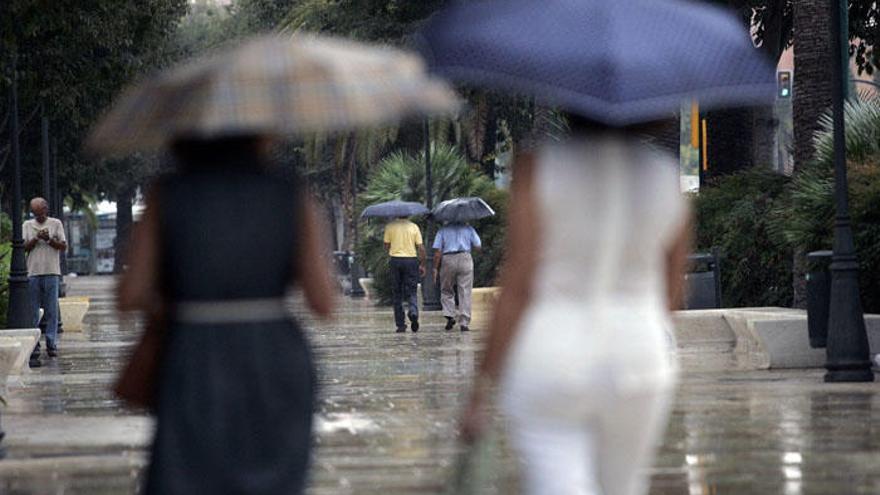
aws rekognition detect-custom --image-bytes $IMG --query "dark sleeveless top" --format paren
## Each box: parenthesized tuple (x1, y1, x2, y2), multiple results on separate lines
(158, 167, 300, 301)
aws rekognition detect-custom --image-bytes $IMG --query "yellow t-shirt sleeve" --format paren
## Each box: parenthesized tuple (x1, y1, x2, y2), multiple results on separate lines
(413, 225, 423, 246)
(383, 225, 391, 243)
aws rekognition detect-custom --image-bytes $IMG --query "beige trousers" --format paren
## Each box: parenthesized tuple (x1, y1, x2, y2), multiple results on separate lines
(440, 252, 474, 325)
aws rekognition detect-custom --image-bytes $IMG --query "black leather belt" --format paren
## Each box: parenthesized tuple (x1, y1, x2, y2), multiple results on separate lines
(443, 250, 468, 255)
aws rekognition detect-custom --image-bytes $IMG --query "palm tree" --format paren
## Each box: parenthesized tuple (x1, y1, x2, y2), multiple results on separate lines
(792, 0, 834, 174)
(790, 0, 833, 307)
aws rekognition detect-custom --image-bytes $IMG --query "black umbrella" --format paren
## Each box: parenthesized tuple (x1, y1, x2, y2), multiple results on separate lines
(432, 197, 495, 223)
(361, 200, 430, 219)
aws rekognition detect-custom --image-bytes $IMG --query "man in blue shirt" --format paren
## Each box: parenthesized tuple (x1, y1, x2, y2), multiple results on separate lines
(432, 222, 481, 331)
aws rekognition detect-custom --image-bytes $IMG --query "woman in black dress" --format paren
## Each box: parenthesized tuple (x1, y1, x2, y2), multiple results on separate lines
(117, 136, 335, 494)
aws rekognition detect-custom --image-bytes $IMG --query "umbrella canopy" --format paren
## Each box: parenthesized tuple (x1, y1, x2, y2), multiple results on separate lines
(432, 197, 495, 223)
(361, 200, 430, 219)
(417, 0, 776, 126)
(88, 35, 459, 157)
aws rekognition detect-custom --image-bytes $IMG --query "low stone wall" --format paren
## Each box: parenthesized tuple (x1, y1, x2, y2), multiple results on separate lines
(672, 307, 880, 369)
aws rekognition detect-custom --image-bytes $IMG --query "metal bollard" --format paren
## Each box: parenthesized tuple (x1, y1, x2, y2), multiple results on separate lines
(806, 250, 833, 349)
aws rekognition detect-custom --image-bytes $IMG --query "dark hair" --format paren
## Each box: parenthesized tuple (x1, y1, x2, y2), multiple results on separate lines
(170, 135, 266, 171)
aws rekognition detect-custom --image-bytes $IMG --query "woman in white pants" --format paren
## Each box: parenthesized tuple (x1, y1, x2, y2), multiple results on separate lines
(462, 116, 690, 495)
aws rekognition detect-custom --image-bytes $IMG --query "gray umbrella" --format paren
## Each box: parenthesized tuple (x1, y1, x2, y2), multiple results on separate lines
(361, 200, 430, 219)
(432, 197, 496, 223)
(417, 0, 776, 126)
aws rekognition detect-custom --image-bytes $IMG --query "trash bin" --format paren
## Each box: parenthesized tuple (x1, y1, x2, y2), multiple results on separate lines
(684, 250, 722, 309)
(806, 250, 833, 349)
(332, 250, 351, 276)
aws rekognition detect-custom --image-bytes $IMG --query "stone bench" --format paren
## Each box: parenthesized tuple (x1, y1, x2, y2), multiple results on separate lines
(0, 329, 41, 376)
(60, 297, 90, 332)
(0, 340, 23, 387)
(37, 297, 92, 332)
(468, 287, 500, 327)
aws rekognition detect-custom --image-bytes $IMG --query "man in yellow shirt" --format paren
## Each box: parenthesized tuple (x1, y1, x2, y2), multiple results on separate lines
(384, 216, 426, 332)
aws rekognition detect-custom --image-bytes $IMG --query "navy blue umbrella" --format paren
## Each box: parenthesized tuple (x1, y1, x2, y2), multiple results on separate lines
(417, 0, 776, 126)
(433, 197, 495, 223)
(361, 200, 430, 219)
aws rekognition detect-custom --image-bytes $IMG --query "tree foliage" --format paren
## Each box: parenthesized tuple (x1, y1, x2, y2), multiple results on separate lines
(0, 0, 187, 210)
(709, 0, 880, 73)
(694, 168, 793, 308)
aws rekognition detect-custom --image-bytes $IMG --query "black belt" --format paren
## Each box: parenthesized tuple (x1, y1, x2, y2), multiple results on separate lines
(443, 250, 469, 255)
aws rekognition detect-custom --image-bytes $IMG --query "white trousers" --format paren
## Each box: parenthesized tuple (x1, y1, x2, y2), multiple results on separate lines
(503, 382, 673, 495)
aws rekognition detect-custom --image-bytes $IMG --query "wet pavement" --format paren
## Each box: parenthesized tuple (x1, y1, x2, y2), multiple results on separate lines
(1, 276, 880, 494)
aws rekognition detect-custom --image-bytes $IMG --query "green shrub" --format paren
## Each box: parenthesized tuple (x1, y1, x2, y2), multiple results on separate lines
(774, 97, 880, 312)
(357, 144, 508, 304)
(694, 167, 793, 307)
(0, 211, 10, 327)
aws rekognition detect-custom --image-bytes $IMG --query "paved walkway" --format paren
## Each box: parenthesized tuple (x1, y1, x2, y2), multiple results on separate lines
(2, 276, 880, 494)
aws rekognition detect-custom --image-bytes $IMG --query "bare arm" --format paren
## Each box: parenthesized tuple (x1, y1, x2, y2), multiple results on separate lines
(296, 197, 336, 319)
(47, 237, 67, 252)
(24, 237, 39, 252)
(665, 213, 693, 312)
(461, 153, 538, 441)
(477, 153, 538, 381)
(117, 186, 161, 313)
(433, 249, 442, 272)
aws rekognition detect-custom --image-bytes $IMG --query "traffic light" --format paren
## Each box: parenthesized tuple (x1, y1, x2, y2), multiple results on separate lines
(778, 71, 792, 98)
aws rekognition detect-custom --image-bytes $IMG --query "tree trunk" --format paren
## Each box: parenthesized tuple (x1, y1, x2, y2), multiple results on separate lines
(480, 104, 498, 179)
(645, 115, 680, 158)
(702, 0, 787, 179)
(791, 0, 834, 308)
(394, 121, 425, 155)
(793, 0, 834, 174)
(112, 184, 135, 274)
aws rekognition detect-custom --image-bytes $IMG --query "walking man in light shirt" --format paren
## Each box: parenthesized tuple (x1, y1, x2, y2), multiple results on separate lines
(384, 216, 426, 333)
(432, 222, 481, 332)
(23, 197, 67, 358)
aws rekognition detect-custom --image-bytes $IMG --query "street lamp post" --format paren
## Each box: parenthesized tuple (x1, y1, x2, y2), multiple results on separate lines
(41, 115, 50, 200)
(349, 147, 365, 298)
(422, 120, 441, 311)
(52, 137, 68, 284)
(6, 64, 33, 330)
(823, 0, 874, 383)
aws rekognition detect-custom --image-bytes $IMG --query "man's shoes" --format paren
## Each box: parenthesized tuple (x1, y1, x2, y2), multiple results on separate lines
(445, 317, 455, 331)
(409, 314, 419, 332)
(460, 325, 470, 332)
(47, 346, 58, 358)
(396, 326, 407, 333)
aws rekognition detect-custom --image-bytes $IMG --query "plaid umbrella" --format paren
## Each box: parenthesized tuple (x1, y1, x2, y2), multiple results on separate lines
(417, 0, 775, 126)
(87, 35, 459, 157)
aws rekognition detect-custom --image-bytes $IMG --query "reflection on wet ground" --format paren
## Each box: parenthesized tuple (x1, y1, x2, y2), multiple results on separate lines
(1, 277, 880, 494)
